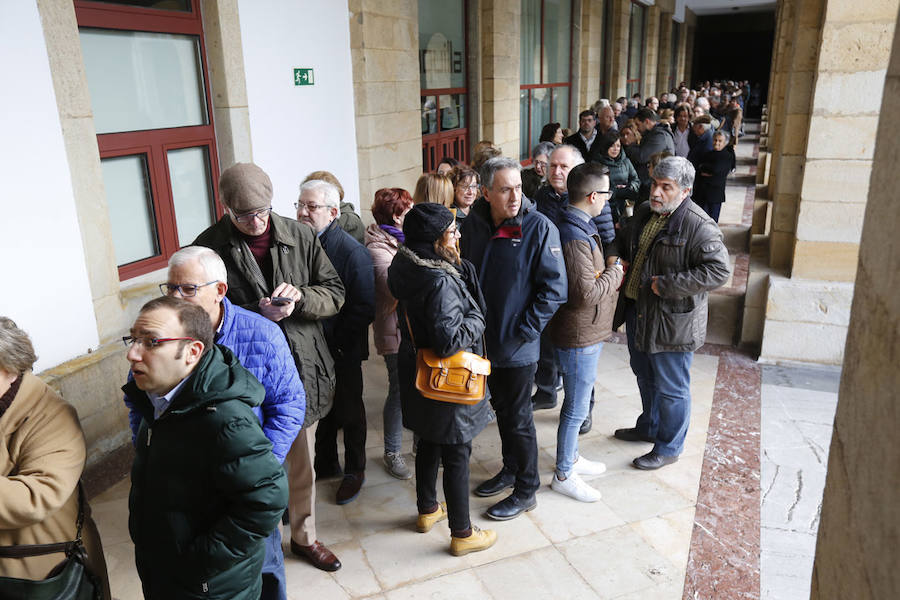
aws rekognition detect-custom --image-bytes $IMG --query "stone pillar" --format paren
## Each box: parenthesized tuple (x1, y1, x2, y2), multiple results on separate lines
(656, 12, 673, 94)
(642, 5, 661, 98)
(810, 9, 900, 596)
(577, 0, 604, 109)
(480, 0, 520, 158)
(675, 16, 687, 85)
(609, 0, 630, 98)
(683, 24, 695, 86)
(759, 0, 899, 365)
(766, 0, 824, 271)
(348, 0, 422, 218)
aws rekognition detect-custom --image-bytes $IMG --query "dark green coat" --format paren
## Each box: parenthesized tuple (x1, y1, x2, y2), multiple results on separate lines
(339, 201, 365, 245)
(125, 345, 288, 600)
(194, 213, 345, 426)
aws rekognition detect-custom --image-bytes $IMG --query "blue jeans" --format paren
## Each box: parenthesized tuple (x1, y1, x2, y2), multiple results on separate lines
(625, 304, 693, 456)
(260, 526, 286, 600)
(383, 353, 402, 453)
(555, 343, 603, 477)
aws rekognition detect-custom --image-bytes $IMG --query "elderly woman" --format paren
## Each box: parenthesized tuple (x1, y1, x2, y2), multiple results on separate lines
(365, 188, 414, 479)
(387, 203, 496, 556)
(449, 165, 480, 222)
(0, 317, 109, 597)
(539, 122, 564, 144)
(523, 141, 556, 198)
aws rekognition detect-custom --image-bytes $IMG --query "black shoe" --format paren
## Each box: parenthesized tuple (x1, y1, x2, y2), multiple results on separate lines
(614, 427, 655, 443)
(579, 411, 593, 435)
(486, 495, 537, 521)
(632, 451, 679, 470)
(474, 471, 515, 497)
(531, 392, 557, 411)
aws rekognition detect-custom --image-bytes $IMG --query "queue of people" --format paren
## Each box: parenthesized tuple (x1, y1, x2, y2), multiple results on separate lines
(1, 79, 737, 598)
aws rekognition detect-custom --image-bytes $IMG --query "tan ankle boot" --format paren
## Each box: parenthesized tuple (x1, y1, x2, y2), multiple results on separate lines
(450, 525, 497, 556)
(416, 503, 447, 533)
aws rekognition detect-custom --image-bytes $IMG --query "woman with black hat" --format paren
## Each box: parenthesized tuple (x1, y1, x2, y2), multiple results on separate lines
(386, 203, 497, 556)
(595, 130, 640, 226)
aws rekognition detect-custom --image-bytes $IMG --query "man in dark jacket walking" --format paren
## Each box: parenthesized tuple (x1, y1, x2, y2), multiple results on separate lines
(194, 162, 345, 572)
(460, 157, 567, 521)
(297, 180, 376, 506)
(630, 108, 676, 183)
(612, 157, 730, 470)
(124, 296, 288, 600)
(125, 247, 305, 600)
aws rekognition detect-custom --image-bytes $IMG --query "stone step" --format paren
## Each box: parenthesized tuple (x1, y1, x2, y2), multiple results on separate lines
(721, 223, 751, 254)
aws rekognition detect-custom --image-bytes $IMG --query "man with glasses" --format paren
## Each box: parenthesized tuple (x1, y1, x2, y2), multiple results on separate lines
(194, 162, 346, 572)
(296, 180, 375, 505)
(123, 246, 304, 600)
(459, 157, 567, 521)
(123, 296, 288, 600)
(545, 163, 624, 502)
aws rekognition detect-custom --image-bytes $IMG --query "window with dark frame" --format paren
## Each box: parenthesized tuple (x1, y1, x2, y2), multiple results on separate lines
(626, 1, 646, 99)
(519, 0, 573, 161)
(75, 0, 221, 281)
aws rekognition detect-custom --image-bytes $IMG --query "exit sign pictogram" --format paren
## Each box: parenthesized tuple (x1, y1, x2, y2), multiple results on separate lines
(294, 68, 314, 86)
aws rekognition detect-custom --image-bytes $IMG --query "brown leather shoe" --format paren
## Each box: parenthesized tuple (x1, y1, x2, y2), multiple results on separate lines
(290, 539, 342, 571)
(336, 472, 365, 505)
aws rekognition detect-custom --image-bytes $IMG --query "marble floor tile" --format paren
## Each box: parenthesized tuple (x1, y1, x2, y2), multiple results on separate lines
(628, 506, 696, 569)
(383, 569, 491, 600)
(342, 479, 420, 537)
(527, 482, 625, 544)
(463, 509, 553, 568)
(598, 472, 695, 523)
(357, 525, 466, 590)
(475, 545, 598, 600)
(328, 540, 383, 598)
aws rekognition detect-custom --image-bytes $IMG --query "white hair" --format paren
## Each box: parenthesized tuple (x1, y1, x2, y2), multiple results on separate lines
(298, 179, 340, 209)
(169, 246, 228, 282)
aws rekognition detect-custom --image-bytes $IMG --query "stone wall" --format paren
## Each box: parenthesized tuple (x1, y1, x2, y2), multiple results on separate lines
(480, 0, 521, 158)
(348, 0, 422, 218)
(811, 6, 900, 594)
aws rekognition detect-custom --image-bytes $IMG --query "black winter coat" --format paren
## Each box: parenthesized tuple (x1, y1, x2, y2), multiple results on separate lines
(693, 147, 736, 207)
(125, 345, 288, 600)
(319, 219, 375, 364)
(387, 246, 491, 444)
(534, 184, 615, 246)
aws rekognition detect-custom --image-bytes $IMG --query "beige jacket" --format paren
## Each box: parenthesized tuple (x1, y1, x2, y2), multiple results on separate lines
(365, 223, 402, 355)
(0, 372, 107, 594)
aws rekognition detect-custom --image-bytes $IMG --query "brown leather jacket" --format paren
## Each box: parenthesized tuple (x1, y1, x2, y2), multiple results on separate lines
(548, 209, 624, 348)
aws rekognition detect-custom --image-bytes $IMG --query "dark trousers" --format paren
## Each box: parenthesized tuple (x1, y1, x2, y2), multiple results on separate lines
(315, 360, 367, 473)
(260, 526, 286, 600)
(416, 439, 472, 533)
(488, 364, 540, 499)
(697, 200, 723, 223)
(533, 330, 560, 400)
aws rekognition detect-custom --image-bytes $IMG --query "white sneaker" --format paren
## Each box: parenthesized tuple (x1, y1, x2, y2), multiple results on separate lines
(551, 472, 601, 502)
(572, 455, 607, 477)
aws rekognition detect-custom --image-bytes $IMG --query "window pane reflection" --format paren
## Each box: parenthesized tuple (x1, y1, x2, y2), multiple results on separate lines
(422, 95, 438, 135)
(168, 147, 214, 246)
(102, 155, 159, 266)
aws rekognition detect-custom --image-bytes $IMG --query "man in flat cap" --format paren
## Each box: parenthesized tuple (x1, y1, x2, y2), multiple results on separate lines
(194, 162, 346, 572)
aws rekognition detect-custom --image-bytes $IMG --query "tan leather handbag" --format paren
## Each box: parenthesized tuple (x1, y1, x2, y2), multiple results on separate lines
(405, 313, 490, 405)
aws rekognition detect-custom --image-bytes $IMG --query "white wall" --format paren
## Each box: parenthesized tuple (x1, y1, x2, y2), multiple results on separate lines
(0, 2, 99, 372)
(238, 0, 361, 217)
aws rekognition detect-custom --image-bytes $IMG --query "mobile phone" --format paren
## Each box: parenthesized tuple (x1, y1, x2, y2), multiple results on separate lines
(271, 296, 293, 306)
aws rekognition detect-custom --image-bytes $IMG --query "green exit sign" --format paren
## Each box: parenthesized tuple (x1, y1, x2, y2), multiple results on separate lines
(293, 68, 314, 86)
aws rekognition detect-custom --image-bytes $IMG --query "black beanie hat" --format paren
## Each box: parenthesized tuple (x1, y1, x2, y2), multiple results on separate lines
(403, 203, 455, 244)
(596, 131, 621, 156)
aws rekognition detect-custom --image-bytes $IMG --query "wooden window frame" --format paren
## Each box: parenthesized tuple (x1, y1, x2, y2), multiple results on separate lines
(75, 0, 222, 280)
(519, 0, 574, 163)
(626, 1, 646, 98)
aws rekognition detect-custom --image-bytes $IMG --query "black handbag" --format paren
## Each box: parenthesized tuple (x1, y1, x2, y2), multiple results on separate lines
(0, 484, 101, 600)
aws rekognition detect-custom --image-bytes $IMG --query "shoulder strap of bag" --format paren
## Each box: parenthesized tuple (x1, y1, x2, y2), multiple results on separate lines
(0, 482, 85, 559)
(402, 301, 487, 361)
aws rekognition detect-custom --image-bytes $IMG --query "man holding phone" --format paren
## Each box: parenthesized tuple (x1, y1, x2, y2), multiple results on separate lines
(194, 162, 346, 572)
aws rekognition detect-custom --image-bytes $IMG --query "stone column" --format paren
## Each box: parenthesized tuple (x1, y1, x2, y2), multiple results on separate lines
(656, 12, 673, 94)
(609, 0, 630, 98)
(348, 0, 422, 217)
(642, 5, 661, 98)
(480, 0, 520, 158)
(810, 8, 900, 596)
(578, 0, 604, 108)
(683, 24, 695, 86)
(675, 17, 687, 85)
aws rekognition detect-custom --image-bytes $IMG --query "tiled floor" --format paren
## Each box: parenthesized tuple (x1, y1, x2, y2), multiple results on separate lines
(91, 341, 721, 600)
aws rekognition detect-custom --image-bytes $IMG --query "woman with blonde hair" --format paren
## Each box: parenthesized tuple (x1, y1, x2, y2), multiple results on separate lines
(0, 317, 110, 598)
(412, 172, 454, 207)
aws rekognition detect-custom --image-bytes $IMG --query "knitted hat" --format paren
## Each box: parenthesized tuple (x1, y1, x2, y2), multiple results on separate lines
(219, 163, 273, 212)
(402, 203, 454, 244)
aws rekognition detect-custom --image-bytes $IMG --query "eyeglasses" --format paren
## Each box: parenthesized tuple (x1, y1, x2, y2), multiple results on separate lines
(458, 184, 479, 191)
(533, 161, 549, 169)
(587, 190, 613, 198)
(294, 201, 327, 212)
(159, 281, 218, 297)
(231, 207, 272, 223)
(122, 336, 197, 349)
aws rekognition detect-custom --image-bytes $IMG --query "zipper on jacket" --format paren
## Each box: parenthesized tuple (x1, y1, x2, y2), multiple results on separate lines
(146, 427, 152, 446)
(201, 582, 208, 593)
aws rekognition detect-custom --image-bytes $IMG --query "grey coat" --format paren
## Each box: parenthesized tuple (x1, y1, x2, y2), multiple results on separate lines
(613, 198, 730, 353)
